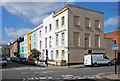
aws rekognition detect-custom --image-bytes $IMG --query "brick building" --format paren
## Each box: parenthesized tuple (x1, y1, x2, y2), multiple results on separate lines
(10, 37, 24, 57)
(104, 28, 120, 51)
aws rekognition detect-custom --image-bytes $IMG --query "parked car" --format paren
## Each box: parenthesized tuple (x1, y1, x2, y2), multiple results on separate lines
(6, 57, 11, 61)
(111, 58, 120, 65)
(25, 58, 36, 65)
(19, 58, 27, 64)
(11, 57, 17, 62)
(84, 54, 111, 66)
(0, 57, 7, 66)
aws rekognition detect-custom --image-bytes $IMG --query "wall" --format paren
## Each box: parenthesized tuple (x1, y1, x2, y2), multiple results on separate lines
(28, 31, 32, 57)
(68, 5, 105, 63)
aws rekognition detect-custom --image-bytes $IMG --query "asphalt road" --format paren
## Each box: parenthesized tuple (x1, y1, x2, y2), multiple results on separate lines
(1, 61, 119, 81)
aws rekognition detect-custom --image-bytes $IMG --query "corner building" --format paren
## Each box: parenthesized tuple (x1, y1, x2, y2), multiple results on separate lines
(52, 5, 106, 65)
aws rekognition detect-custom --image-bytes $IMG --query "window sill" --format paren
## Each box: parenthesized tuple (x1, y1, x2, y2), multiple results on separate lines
(85, 27, 91, 28)
(95, 28, 100, 30)
(74, 25, 80, 27)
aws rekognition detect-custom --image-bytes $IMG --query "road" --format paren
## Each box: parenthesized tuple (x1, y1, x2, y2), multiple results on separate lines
(0, 61, 118, 81)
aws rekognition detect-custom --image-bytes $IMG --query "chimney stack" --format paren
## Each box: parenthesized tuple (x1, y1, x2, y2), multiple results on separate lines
(115, 28, 120, 32)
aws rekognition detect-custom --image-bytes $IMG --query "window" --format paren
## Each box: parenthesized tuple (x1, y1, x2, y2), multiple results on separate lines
(34, 34, 35, 40)
(49, 36, 52, 48)
(61, 16, 65, 26)
(30, 44, 31, 51)
(85, 34, 90, 48)
(85, 18, 90, 27)
(49, 24, 52, 31)
(74, 16, 80, 26)
(74, 32, 80, 46)
(95, 20, 100, 29)
(56, 50, 59, 60)
(56, 19, 59, 28)
(45, 26, 47, 33)
(29, 36, 31, 41)
(40, 41, 42, 50)
(56, 34, 59, 46)
(51, 51, 53, 59)
(34, 42, 36, 48)
(95, 35, 100, 47)
(61, 33, 65, 46)
(39, 31, 41, 37)
(45, 38, 47, 48)
(61, 50, 65, 60)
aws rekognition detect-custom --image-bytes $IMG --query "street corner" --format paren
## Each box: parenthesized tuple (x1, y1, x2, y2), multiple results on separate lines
(96, 72, 120, 81)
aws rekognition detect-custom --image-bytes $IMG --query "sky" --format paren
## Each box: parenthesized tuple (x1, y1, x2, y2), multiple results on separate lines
(1, 2, 118, 44)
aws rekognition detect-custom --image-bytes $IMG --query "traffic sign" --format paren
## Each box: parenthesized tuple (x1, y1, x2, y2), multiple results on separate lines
(114, 40, 117, 47)
(112, 47, 118, 50)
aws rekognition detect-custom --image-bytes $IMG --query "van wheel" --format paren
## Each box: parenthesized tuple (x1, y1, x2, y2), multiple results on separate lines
(94, 63, 98, 67)
(108, 62, 111, 66)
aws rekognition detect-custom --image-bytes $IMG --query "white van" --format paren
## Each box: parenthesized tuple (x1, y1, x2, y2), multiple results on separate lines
(84, 54, 111, 66)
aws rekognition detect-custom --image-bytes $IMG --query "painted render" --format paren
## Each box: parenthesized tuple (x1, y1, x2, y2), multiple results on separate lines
(37, 24, 44, 61)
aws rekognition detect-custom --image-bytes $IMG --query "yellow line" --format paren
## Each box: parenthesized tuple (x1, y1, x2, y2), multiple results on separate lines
(96, 72, 114, 80)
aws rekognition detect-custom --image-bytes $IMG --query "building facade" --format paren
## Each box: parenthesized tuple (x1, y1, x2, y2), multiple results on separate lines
(32, 27, 38, 50)
(43, 13, 54, 61)
(28, 31, 32, 57)
(37, 24, 44, 61)
(104, 28, 120, 51)
(24, 34, 28, 58)
(51, 4, 107, 65)
(20, 41, 24, 57)
(10, 37, 24, 57)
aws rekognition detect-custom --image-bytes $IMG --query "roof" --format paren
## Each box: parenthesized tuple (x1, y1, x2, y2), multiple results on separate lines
(53, 4, 104, 18)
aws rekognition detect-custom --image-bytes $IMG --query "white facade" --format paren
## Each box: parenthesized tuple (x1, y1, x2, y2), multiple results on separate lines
(24, 34, 28, 58)
(43, 13, 54, 60)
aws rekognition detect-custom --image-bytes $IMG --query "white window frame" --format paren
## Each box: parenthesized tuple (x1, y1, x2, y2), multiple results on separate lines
(56, 34, 59, 46)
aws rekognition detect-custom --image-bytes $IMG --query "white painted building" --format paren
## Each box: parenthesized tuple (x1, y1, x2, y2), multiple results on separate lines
(24, 34, 28, 58)
(43, 12, 54, 60)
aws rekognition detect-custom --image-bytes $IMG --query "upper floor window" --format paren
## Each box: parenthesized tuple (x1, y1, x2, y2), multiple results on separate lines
(74, 32, 80, 46)
(85, 18, 90, 28)
(56, 34, 59, 46)
(95, 20, 100, 29)
(61, 16, 65, 26)
(30, 44, 31, 51)
(49, 36, 52, 48)
(39, 31, 41, 37)
(74, 16, 80, 26)
(85, 34, 90, 48)
(34, 34, 35, 40)
(45, 38, 47, 48)
(29, 36, 31, 41)
(61, 32, 65, 46)
(49, 24, 52, 31)
(56, 19, 59, 28)
(34, 42, 36, 48)
(95, 35, 100, 47)
(40, 41, 42, 50)
(45, 26, 47, 33)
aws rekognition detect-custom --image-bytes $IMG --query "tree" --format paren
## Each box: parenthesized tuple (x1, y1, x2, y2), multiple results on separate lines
(30, 48, 41, 60)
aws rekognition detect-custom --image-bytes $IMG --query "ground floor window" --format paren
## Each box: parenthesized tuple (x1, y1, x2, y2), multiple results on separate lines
(56, 50, 59, 60)
(61, 50, 65, 60)
(51, 51, 53, 59)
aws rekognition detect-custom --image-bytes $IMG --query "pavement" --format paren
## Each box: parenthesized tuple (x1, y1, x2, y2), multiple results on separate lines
(96, 72, 120, 81)
(36, 63, 85, 69)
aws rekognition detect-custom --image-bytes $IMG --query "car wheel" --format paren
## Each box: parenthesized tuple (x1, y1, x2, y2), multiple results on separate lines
(108, 62, 111, 66)
(94, 63, 98, 67)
